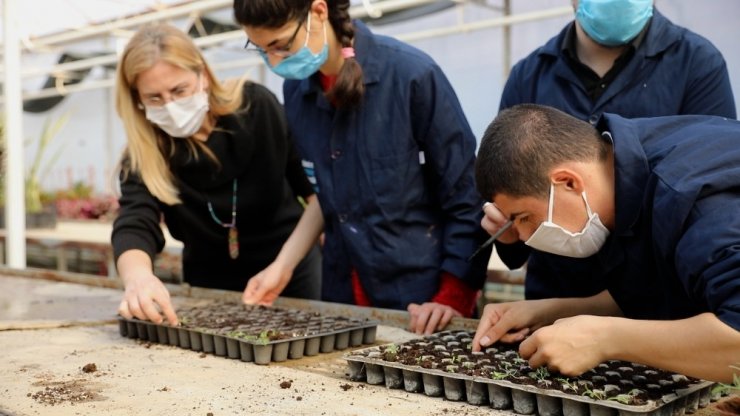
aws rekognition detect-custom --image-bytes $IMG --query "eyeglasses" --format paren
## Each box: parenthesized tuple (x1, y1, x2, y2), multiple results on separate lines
(244, 18, 305, 59)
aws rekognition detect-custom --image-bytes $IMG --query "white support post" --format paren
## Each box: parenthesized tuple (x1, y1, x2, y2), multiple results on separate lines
(3, 0, 27, 268)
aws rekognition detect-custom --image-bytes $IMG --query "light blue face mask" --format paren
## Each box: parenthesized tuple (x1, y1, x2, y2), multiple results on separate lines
(576, 0, 653, 47)
(262, 13, 328, 80)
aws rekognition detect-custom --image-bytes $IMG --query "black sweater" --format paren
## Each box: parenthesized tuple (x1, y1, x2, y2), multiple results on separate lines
(112, 82, 314, 291)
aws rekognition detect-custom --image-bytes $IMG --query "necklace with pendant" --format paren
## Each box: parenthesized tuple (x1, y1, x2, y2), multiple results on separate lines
(207, 179, 239, 259)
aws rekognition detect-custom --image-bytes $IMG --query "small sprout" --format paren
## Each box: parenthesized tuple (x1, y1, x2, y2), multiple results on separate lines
(582, 387, 606, 401)
(712, 366, 740, 396)
(529, 367, 550, 382)
(608, 388, 642, 405)
(257, 329, 277, 345)
(491, 371, 509, 380)
(556, 377, 579, 393)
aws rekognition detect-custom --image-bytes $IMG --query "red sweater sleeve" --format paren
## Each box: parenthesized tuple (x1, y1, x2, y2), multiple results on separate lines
(431, 272, 479, 318)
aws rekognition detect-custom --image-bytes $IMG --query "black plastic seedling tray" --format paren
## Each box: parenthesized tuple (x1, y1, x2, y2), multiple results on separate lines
(344, 330, 718, 415)
(118, 302, 378, 364)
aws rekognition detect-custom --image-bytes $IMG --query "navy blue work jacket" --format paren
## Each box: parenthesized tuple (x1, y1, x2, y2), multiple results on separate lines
(500, 10, 736, 124)
(497, 9, 737, 298)
(282, 21, 489, 310)
(528, 113, 740, 330)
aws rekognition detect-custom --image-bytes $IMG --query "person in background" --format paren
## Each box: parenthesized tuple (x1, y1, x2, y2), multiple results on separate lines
(473, 104, 740, 383)
(112, 23, 322, 325)
(232, 0, 491, 334)
(485, 0, 737, 300)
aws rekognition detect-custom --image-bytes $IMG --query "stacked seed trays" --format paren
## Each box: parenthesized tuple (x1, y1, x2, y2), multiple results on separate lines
(344, 330, 719, 416)
(118, 302, 378, 364)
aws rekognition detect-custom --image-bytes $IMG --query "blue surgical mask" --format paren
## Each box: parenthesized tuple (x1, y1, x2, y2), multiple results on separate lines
(262, 13, 328, 80)
(576, 0, 653, 47)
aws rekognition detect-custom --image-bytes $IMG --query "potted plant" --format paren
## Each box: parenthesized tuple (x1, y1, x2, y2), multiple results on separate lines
(0, 112, 69, 229)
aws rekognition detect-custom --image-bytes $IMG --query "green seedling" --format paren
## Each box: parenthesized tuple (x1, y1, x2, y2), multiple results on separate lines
(582, 386, 606, 401)
(491, 366, 518, 380)
(712, 365, 740, 396)
(530, 367, 550, 381)
(257, 329, 277, 345)
(608, 388, 642, 405)
(556, 377, 579, 393)
(529, 367, 552, 387)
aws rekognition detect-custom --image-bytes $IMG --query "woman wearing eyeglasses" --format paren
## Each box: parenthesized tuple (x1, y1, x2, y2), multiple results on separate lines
(233, 0, 490, 334)
(112, 23, 322, 325)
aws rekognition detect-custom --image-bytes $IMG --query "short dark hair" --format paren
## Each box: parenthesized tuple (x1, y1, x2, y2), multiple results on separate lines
(475, 104, 610, 201)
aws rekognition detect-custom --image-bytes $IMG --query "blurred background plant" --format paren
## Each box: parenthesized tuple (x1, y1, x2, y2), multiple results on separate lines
(52, 181, 119, 221)
(25, 112, 70, 213)
(1, 113, 119, 224)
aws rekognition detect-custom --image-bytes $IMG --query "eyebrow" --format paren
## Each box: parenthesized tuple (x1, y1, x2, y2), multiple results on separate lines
(143, 81, 189, 94)
(265, 27, 296, 49)
(508, 212, 525, 221)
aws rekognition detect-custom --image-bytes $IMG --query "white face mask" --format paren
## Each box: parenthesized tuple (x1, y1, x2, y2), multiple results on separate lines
(144, 78, 209, 138)
(525, 184, 609, 258)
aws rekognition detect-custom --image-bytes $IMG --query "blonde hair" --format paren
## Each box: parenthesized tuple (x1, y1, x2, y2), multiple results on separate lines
(115, 23, 245, 205)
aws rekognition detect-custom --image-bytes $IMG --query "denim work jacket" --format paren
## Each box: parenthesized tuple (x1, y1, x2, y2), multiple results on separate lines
(282, 21, 489, 309)
(528, 113, 740, 330)
(497, 9, 737, 299)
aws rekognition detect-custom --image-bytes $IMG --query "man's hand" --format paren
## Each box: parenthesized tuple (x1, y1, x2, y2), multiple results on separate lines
(520, 315, 610, 376)
(482, 202, 519, 244)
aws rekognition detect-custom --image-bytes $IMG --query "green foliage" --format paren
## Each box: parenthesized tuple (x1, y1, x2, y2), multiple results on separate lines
(712, 365, 740, 395)
(608, 389, 642, 405)
(257, 329, 277, 345)
(491, 362, 519, 380)
(581, 386, 606, 401)
(25, 112, 71, 213)
(529, 367, 550, 381)
(556, 377, 579, 393)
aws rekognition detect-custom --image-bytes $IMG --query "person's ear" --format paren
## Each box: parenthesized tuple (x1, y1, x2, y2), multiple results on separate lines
(549, 168, 585, 194)
(201, 73, 210, 92)
(311, 0, 329, 21)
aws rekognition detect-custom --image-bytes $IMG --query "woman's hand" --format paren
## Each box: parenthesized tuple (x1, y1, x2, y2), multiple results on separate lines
(242, 261, 293, 306)
(117, 249, 178, 325)
(119, 271, 178, 325)
(407, 302, 461, 335)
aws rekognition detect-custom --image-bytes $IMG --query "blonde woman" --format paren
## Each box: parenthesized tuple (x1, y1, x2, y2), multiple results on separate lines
(113, 23, 322, 325)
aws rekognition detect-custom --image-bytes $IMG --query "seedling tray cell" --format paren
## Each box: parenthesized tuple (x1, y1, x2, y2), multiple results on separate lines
(343, 330, 717, 415)
(118, 301, 378, 365)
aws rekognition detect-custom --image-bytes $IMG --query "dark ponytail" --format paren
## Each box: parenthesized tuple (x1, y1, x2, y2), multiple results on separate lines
(233, 0, 364, 109)
(325, 0, 364, 109)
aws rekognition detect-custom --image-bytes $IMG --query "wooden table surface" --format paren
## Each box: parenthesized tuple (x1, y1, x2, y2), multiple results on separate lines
(0, 269, 732, 416)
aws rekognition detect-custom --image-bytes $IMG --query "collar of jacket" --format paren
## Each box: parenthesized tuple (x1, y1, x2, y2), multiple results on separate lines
(539, 9, 682, 61)
(595, 113, 650, 237)
(295, 19, 381, 97)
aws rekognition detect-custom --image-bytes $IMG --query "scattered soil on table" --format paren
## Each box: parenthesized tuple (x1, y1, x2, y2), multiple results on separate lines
(359, 330, 703, 406)
(716, 396, 740, 415)
(340, 383, 352, 391)
(29, 379, 101, 405)
(81, 363, 97, 373)
(280, 380, 292, 389)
